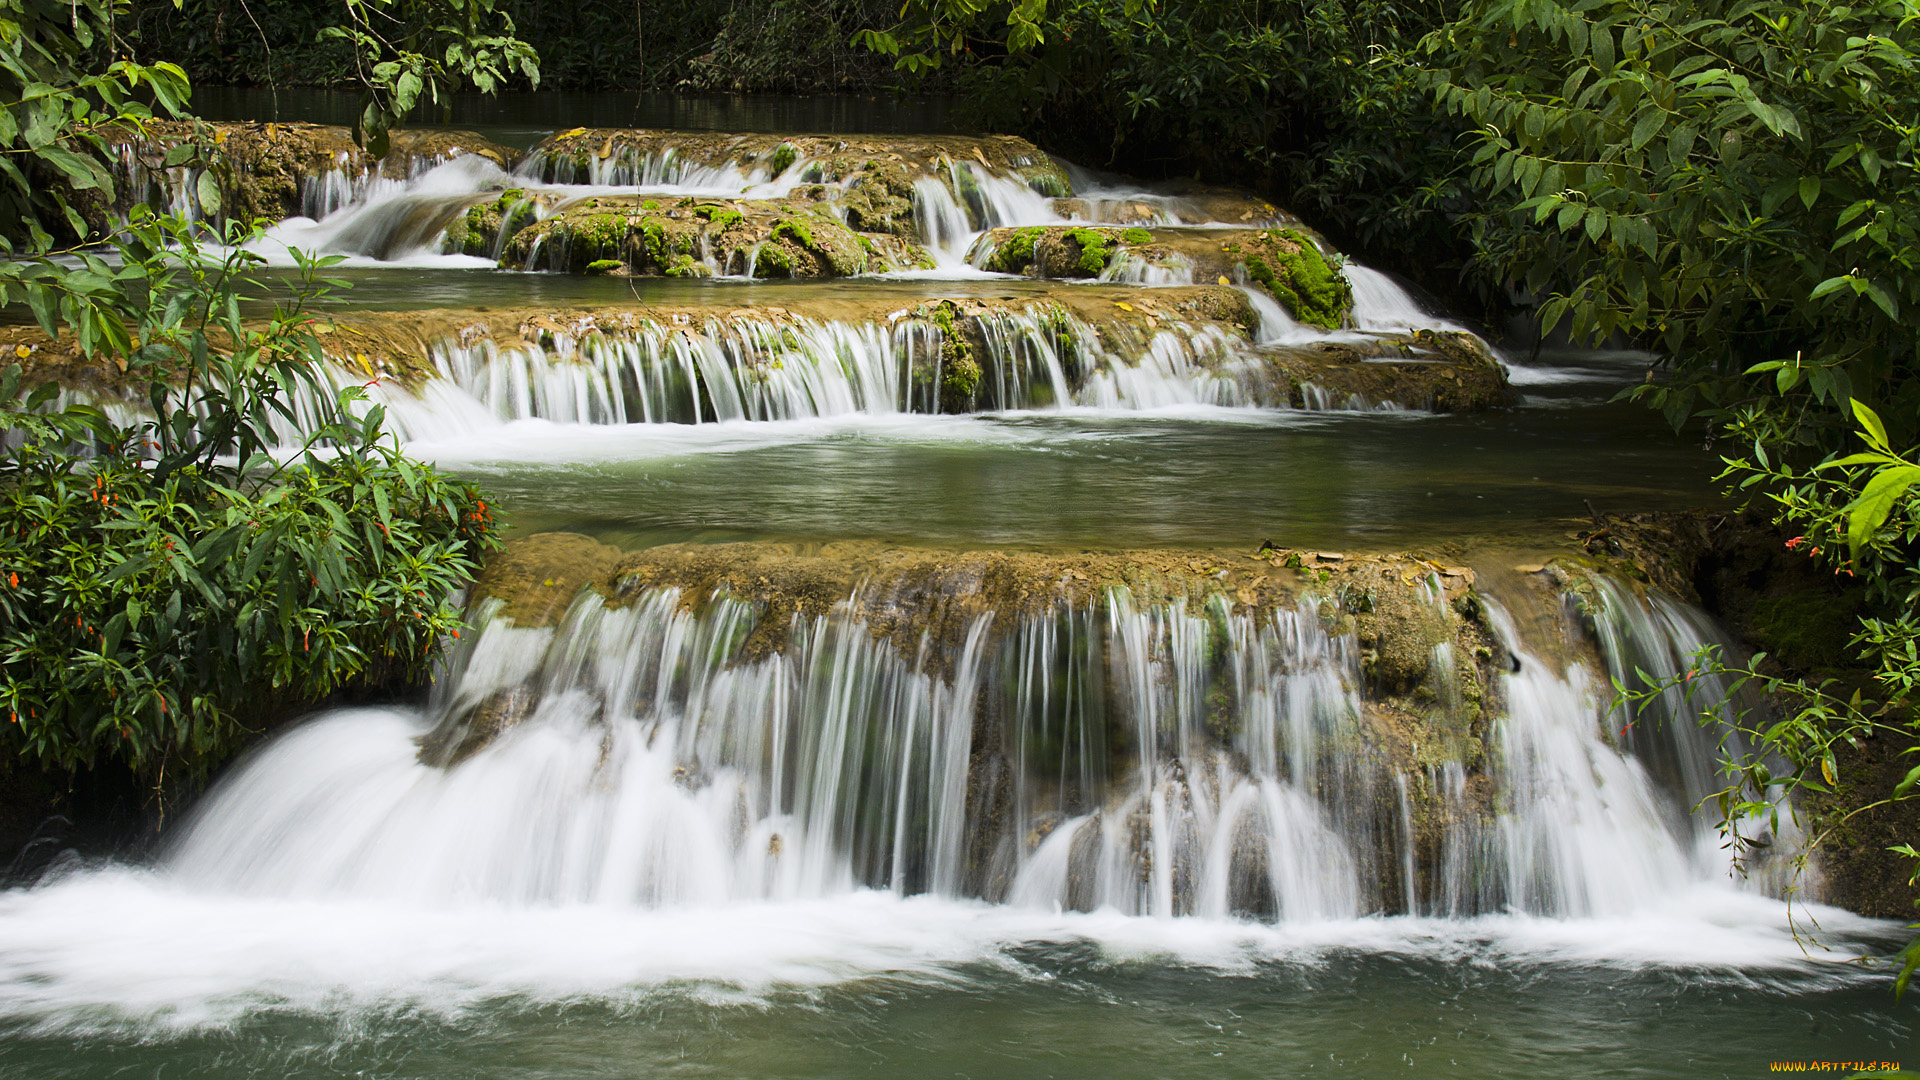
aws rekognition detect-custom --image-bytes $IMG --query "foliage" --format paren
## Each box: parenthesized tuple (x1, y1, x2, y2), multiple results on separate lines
(1427, 0, 1920, 986)
(125, 0, 915, 94)
(316, 0, 539, 156)
(1621, 399, 1920, 994)
(0, 0, 193, 252)
(1, 213, 499, 779)
(1420, 0, 1920, 442)
(1, 0, 505, 783)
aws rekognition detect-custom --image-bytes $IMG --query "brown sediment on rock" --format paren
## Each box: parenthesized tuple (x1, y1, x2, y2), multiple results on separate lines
(1049, 187, 1291, 228)
(469, 531, 627, 626)
(525, 129, 1072, 198)
(1266, 331, 1515, 413)
(475, 534, 1501, 699)
(106, 121, 522, 226)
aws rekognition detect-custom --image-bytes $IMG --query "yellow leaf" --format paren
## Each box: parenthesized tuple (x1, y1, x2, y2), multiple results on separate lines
(1217, 276, 1231, 286)
(559, 127, 587, 140)
(13, 345, 28, 359)
(1115, 301, 1134, 311)
(1821, 757, 1837, 785)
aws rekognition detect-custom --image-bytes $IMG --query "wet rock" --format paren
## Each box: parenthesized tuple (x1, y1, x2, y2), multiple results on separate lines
(470, 531, 626, 626)
(109, 121, 521, 227)
(417, 681, 540, 766)
(497, 195, 926, 277)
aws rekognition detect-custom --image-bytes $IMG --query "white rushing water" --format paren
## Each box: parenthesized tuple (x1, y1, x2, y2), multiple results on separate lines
(230, 306, 1368, 448)
(0, 574, 1894, 1034)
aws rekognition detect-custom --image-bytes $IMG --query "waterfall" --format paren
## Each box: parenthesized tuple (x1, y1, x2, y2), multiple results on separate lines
(159, 571, 1797, 921)
(1348, 264, 1467, 335)
(169, 589, 990, 904)
(241, 308, 1316, 445)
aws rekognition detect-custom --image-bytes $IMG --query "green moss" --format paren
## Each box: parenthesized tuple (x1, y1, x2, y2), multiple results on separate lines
(1066, 228, 1119, 275)
(664, 254, 710, 278)
(637, 219, 668, 266)
(752, 243, 794, 277)
(641, 199, 660, 210)
(1121, 227, 1153, 244)
(1022, 166, 1072, 199)
(914, 301, 981, 411)
(769, 143, 798, 177)
(584, 259, 623, 275)
(769, 217, 815, 250)
(1245, 229, 1353, 330)
(986, 227, 1045, 274)
(694, 204, 745, 230)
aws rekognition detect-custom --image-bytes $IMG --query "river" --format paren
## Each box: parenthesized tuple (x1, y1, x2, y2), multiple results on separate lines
(0, 91, 1911, 1078)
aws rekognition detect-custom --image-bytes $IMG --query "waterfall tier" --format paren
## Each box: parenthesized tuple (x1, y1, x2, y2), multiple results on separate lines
(165, 540, 1804, 922)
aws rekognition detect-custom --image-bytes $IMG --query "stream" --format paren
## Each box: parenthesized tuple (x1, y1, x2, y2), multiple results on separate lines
(0, 92, 1912, 1078)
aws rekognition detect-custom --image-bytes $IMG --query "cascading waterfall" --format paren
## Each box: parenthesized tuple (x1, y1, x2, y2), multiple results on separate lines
(161, 572, 1800, 923)
(255, 308, 1307, 444)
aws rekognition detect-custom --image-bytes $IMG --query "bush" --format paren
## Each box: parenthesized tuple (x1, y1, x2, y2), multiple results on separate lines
(1, 214, 499, 779)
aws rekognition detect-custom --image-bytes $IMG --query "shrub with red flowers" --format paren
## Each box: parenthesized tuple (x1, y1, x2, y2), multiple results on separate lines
(0, 216, 500, 779)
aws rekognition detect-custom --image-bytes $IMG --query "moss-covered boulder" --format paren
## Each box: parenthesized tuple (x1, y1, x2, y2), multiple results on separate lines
(976, 226, 1159, 277)
(837, 161, 918, 237)
(972, 227, 1354, 331)
(1237, 229, 1353, 330)
(497, 195, 928, 278)
(441, 188, 553, 259)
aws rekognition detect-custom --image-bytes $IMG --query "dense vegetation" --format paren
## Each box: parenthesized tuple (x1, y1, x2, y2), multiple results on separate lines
(121, 0, 920, 94)
(0, 0, 514, 787)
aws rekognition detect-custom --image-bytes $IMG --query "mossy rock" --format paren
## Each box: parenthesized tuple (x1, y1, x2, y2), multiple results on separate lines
(497, 196, 902, 277)
(839, 162, 917, 237)
(909, 300, 984, 412)
(1243, 228, 1353, 330)
(977, 226, 1151, 278)
(442, 189, 541, 258)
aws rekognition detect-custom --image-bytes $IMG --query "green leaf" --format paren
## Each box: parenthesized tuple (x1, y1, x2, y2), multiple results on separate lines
(1896, 764, 1920, 799)
(1629, 109, 1664, 151)
(1845, 465, 1920, 553)
(1852, 399, 1890, 452)
(196, 172, 223, 221)
(1810, 275, 1853, 301)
